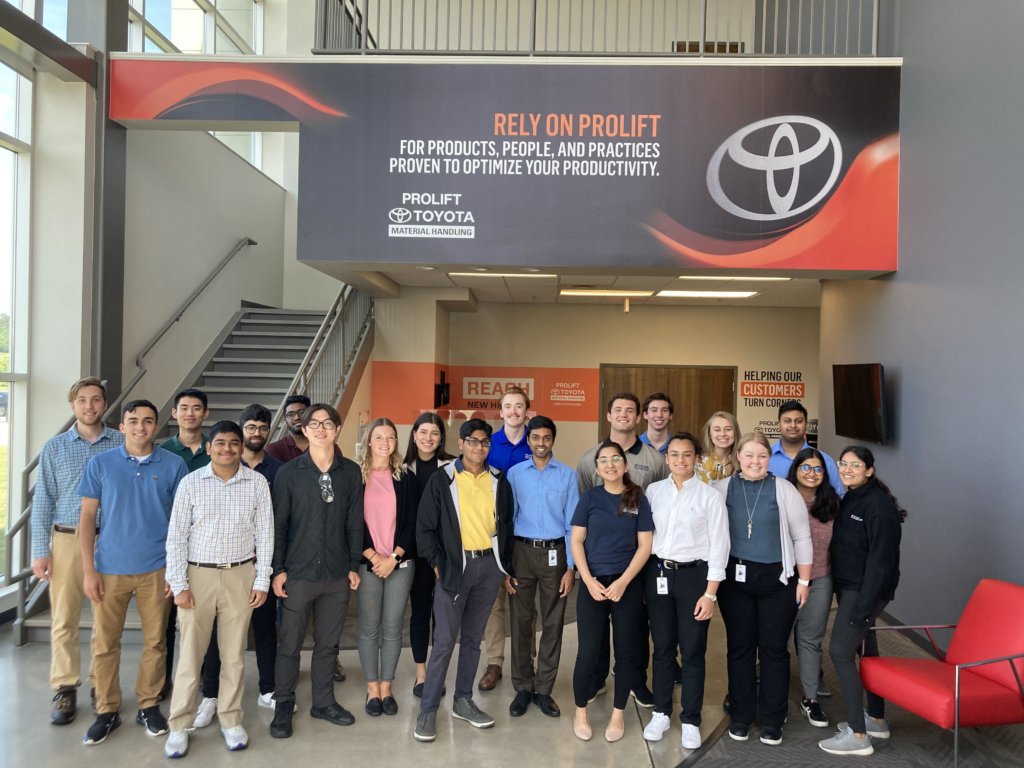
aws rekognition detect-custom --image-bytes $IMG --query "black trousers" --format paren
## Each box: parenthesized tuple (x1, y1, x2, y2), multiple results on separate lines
(645, 558, 710, 725)
(274, 579, 349, 709)
(573, 574, 644, 710)
(408, 556, 437, 665)
(200, 595, 278, 698)
(509, 541, 569, 695)
(165, 603, 177, 686)
(829, 589, 888, 733)
(717, 558, 797, 729)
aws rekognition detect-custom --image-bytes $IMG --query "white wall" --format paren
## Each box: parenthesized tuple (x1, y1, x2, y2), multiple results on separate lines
(120, 131, 286, 411)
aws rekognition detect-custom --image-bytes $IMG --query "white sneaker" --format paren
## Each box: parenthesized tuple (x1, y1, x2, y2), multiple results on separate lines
(681, 723, 702, 750)
(191, 697, 217, 729)
(164, 729, 189, 759)
(643, 711, 670, 742)
(221, 724, 248, 751)
(257, 692, 297, 712)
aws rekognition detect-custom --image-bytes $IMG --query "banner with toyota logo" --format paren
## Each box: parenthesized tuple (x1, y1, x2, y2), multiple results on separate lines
(110, 58, 900, 273)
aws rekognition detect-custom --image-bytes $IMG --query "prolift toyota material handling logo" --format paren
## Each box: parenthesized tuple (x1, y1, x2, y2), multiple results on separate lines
(388, 192, 476, 239)
(706, 116, 843, 223)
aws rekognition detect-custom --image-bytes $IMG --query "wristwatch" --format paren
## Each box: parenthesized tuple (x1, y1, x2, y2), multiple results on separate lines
(703, 593, 717, 602)
(391, 552, 401, 562)
(797, 578, 811, 587)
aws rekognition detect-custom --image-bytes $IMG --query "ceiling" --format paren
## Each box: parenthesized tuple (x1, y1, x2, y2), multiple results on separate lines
(350, 267, 826, 307)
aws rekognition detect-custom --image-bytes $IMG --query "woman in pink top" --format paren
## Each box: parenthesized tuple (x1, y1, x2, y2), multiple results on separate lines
(787, 447, 840, 731)
(356, 418, 417, 717)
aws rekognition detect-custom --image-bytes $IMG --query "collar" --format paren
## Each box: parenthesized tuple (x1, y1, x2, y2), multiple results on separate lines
(772, 439, 810, 457)
(119, 444, 160, 464)
(295, 449, 342, 474)
(67, 424, 116, 444)
(625, 438, 643, 455)
(454, 457, 492, 477)
(197, 463, 250, 483)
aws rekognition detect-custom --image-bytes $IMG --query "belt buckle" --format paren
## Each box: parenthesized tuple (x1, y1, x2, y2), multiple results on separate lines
(218, 562, 232, 569)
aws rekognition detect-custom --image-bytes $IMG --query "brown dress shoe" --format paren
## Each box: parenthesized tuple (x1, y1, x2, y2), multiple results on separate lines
(333, 659, 346, 682)
(477, 664, 502, 691)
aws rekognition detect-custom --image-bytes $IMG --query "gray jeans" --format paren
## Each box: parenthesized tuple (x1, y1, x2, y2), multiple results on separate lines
(357, 562, 415, 682)
(794, 574, 833, 699)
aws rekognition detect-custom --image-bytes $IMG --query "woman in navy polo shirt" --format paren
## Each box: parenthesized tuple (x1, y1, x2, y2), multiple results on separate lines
(570, 441, 653, 744)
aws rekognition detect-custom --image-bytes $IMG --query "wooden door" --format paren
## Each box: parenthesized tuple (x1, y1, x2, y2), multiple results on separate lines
(598, 365, 736, 442)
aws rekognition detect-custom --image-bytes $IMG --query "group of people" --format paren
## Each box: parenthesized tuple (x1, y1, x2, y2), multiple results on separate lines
(30, 378, 905, 759)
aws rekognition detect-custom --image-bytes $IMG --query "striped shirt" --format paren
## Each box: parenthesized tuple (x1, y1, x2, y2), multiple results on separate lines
(166, 463, 274, 595)
(31, 425, 124, 558)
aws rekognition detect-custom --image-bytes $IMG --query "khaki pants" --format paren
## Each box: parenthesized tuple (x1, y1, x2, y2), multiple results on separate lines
(168, 563, 255, 730)
(483, 588, 507, 666)
(49, 529, 92, 690)
(90, 568, 170, 714)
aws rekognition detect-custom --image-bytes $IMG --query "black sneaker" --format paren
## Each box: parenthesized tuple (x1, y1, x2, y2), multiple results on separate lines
(801, 698, 829, 728)
(51, 687, 77, 725)
(83, 712, 121, 745)
(728, 722, 749, 741)
(760, 725, 783, 745)
(136, 706, 169, 736)
(269, 701, 293, 739)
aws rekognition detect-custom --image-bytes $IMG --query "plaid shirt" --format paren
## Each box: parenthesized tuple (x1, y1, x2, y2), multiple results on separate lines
(166, 464, 274, 595)
(31, 425, 124, 558)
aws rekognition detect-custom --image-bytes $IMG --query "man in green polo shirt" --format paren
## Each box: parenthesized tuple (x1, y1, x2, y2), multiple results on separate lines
(159, 388, 211, 700)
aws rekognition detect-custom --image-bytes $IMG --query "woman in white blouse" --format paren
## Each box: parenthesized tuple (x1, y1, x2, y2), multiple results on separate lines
(642, 433, 730, 751)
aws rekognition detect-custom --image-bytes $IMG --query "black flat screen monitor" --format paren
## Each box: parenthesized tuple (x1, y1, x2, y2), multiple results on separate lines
(832, 363, 890, 445)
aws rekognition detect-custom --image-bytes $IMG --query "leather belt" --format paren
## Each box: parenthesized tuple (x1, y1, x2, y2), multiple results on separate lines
(188, 556, 256, 570)
(662, 558, 706, 570)
(464, 549, 491, 559)
(515, 536, 562, 548)
(54, 524, 99, 535)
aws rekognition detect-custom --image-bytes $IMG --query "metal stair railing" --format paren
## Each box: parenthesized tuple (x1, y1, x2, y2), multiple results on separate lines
(4, 236, 256, 644)
(268, 285, 374, 442)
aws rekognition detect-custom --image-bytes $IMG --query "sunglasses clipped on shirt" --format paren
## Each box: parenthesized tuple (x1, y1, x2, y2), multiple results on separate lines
(319, 472, 334, 503)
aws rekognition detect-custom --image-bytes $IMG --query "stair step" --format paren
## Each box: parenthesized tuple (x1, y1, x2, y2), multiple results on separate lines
(239, 318, 323, 327)
(209, 360, 300, 375)
(220, 344, 309, 360)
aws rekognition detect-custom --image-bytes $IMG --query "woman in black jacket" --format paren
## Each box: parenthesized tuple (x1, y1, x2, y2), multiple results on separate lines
(819, 446, 906, 757)
(356, 417, 418, 717)
(402, 413, 454, 698)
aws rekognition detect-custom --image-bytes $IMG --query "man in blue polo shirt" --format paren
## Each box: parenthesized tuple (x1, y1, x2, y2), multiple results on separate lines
(505, 415, 578, 719)
(767, 400, 844, 495)
(78, 399, 189, 746)
(479, 385, 533, 692)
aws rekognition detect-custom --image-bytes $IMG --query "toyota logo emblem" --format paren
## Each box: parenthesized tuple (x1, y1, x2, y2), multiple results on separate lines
(706, 116, 843, 222)
(389, 207, 412, 223)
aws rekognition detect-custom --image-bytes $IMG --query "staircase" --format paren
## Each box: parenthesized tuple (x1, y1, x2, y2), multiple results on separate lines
(165, 307, 326, 431)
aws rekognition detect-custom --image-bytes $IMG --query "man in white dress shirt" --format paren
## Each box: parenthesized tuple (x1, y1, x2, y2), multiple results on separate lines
(162, 421, 274, 758)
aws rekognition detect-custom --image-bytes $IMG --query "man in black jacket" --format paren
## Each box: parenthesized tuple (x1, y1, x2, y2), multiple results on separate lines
(268, 403, 363, 739)
(413, 419, 514, 743)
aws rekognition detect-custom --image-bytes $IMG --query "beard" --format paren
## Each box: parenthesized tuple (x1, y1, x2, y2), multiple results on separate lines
(244, 436, 267, 453)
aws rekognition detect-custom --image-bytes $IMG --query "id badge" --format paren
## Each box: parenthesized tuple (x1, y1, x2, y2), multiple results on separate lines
(548, 549, 558, 567)
(656, 576, 669, 595)
(398, 560, 410, 569)
(735, 563, 747, 583)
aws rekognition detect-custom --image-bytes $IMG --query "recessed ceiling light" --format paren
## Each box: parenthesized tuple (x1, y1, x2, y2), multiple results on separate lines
(522, 267, 541, 273)
(473, 267, 490, 272)
(415, 265, 436, 271)
(658, 290, 759, 299)
(676, 275, 789, 282)
(560, 289, 654, 298)
(450, 272, 556, 278)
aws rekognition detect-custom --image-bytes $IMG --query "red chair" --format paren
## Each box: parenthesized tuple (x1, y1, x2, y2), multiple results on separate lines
(859, 578, 1024, 766)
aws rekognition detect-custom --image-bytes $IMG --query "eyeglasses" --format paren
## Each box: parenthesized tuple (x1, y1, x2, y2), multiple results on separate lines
(837, 460, 866, 470)
(596, 456, 625, 466)
(462, 437, 491, 448)
(285, 409, 306, 420)
(307, 419, 337, 431)
(243, 424, 271, 435)
(798, 464, 825, 475)
(319, 473, 334, 503)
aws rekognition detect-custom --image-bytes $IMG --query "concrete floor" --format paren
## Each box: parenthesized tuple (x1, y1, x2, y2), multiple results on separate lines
(0, 615, 729, 768)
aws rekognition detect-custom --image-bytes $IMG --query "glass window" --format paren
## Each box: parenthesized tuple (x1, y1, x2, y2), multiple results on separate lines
(0, 65, 16, 137)
(215, 0, 255, 50)
(41, 0, 69, 40)
(0, 146, 15, 577)
(171, 0, 206, 54)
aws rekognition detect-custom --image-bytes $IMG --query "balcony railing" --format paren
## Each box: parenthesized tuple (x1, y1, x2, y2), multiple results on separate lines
(315, 0, 880, 57)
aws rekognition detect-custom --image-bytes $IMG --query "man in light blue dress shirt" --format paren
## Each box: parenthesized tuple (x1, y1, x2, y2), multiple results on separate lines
(767, 400, 844, 495)
(504, 415, 579, 719)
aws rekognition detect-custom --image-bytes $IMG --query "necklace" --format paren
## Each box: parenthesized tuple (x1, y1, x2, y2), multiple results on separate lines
(741, 475, 766, 539)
